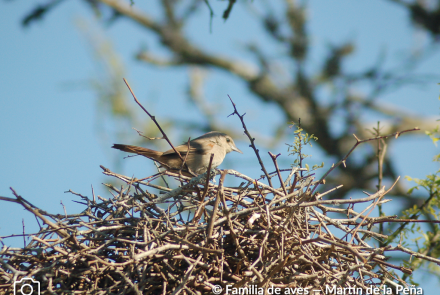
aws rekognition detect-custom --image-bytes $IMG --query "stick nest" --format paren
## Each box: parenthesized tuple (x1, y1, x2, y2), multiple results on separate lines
(0, 166, 434, 295)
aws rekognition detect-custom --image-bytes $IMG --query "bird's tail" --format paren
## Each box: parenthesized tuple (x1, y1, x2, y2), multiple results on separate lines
(112, 144, 162, 161)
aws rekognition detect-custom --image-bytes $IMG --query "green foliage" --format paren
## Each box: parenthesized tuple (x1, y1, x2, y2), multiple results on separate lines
(404, 172, 440, 221)
(426, 127, 440, 147)
(286, 123, 321, 171)
(399, 129, 440, 283)
(425, 97, 440, 146)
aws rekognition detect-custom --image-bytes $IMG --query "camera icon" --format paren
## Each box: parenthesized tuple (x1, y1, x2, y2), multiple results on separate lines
(14, 277, 40, 295)
(212, 284, 223, 294)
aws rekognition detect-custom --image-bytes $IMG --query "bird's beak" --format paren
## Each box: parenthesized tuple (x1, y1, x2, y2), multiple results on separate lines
(232, 145, 243, 154)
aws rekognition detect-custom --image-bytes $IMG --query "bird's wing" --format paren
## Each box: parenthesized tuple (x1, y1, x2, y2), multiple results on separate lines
(162, 139, 216, 156)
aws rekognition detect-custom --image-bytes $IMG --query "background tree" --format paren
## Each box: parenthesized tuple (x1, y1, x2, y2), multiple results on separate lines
(17, 0, 439, 192)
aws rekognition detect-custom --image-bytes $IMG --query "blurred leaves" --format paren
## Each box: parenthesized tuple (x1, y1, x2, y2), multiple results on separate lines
(22, 0, 64, 27)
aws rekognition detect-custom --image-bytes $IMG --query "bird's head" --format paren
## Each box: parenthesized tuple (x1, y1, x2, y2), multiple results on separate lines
(221, 134, 243, 154)
(198, 131, 243, 154)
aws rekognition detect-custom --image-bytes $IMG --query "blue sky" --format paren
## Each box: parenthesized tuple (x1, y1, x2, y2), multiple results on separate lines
(1, 0, 440, 290)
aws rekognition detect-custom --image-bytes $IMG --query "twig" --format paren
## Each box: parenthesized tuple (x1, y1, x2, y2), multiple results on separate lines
(22, 219, 25, 248)
(268, 152, 288, 195)
(201, 154, 214, 200)
(133, 127, 164, 140)
(347, 177, 400, 244)
(206, 170, 228, 241)
(178, 137, 191, 177)
(227, 95, 273, 187)
(311, 127, 420, 194)
(123, 78, 189, 166)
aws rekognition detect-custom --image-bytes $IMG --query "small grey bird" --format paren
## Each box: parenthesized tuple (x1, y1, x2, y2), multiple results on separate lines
(112, 131, 242, 175)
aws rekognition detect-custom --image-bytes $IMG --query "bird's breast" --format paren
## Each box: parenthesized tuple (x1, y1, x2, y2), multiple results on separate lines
(189, 146, 226, 175)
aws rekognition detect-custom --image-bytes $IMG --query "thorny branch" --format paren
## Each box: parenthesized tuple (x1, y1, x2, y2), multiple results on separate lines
(311, 127, 420, 194)
(123, 78, 196, 177)
(228, 95, 274, 187)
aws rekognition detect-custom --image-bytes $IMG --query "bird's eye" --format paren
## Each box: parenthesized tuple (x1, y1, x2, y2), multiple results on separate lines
(226, 138, 231, 142)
